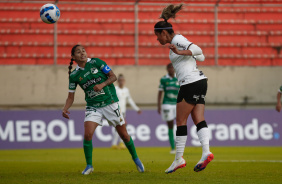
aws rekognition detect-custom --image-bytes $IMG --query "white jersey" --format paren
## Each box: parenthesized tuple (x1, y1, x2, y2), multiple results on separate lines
(115, 86, 140, 115)
(169, 34, 207, 86)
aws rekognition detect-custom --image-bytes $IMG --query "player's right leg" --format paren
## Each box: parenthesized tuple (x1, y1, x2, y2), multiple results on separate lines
(165, 101, 194, 174)
(82, 121, 99, 175)
(82, 108, 103, 175)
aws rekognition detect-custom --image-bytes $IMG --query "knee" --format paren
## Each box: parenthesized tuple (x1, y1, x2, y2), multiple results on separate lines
(120, 133, 130, 143)
(176, 117, 186, 126)
(84, 132, 93, 141)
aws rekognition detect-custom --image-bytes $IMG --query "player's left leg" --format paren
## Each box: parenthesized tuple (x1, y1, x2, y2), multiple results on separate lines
(191, 104, 214, 172)
(116, 124, 145, 173)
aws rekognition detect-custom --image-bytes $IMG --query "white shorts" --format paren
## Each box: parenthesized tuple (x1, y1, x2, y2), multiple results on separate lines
(84, 102, 125, 127)
(161, 104, 176, 122)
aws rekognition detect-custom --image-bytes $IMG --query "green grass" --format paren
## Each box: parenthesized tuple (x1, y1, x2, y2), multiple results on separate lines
(0, 147, 282, 184)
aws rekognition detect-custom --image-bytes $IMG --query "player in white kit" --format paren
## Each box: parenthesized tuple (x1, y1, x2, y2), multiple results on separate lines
(112, 74, 142, 149)
(154, 4, 213, 173)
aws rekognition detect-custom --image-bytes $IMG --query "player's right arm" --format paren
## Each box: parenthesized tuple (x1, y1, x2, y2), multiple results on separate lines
(158, 78, 164, 114)
(62, 92, 75, 119)
(63, 74, 77, 119)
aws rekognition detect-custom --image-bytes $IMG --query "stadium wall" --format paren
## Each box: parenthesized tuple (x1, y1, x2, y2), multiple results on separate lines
(0, 66, 281, 106)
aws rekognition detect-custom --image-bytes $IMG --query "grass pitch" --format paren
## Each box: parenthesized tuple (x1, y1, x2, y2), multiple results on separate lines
(0, 147, 281, 184)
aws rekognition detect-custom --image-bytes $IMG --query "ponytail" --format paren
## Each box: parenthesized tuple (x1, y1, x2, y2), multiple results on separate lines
(68, 58, 74, 77)
(154, 4, 183, 34)
(68, 44, 81, 77)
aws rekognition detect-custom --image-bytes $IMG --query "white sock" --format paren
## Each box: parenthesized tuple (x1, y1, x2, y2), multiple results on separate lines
(197, 127, 210, 156)
(112, 130, 119, 146)
(175, 136, 187, 160)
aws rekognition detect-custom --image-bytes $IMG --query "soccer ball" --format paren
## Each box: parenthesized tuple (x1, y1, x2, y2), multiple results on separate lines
(40, 4, 60, 24)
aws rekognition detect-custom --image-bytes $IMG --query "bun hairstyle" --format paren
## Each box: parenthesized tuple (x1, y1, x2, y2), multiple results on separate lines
(68, 44, 81, 77)
(154, 4, 183, 34)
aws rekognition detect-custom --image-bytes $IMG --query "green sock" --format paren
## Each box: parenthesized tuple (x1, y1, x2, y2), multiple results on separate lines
(124, 137, 138, 160)
(168, 128, 175, 150)
(83, 139, 93, 166)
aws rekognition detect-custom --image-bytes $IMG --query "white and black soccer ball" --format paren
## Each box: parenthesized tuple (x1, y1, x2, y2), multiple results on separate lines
(40, 3, 60, 24)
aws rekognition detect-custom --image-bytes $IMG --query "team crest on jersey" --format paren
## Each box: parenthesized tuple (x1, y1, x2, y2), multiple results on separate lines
(91, 68, 98, 74)
(79, 77, 83, 81)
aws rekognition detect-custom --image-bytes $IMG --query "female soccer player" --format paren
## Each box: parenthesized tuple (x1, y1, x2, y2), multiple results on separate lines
(62, 45, 144, 175)
(157, 63, 179, 154)
(154, 4, 213, 173)
(276, 84, 282, 112)
(112, 74, 142, 149)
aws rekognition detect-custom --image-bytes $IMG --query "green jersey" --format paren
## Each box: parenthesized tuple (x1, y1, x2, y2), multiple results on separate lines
(279, 85, 282, 93)
(159, 74, 180, 105)
(69, 58, 118, 108)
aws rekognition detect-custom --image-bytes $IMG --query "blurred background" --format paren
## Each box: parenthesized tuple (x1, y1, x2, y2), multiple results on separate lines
(0, 0, 281, 149)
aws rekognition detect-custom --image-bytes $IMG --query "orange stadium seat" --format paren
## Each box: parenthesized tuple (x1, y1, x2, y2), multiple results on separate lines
(0, 2, 281, 66)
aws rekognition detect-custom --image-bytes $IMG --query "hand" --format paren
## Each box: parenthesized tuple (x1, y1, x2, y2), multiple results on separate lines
(157, 107, 161, 114)
(168, 44, 180, 55)
(62, 109, 70, 119)
(94, 83, 105, 92)
(276, 103, 281, 112)
(137, 110, 142, 114)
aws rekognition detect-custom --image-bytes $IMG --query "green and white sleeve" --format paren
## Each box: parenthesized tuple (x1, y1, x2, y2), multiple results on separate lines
(69, 76, 77, 93)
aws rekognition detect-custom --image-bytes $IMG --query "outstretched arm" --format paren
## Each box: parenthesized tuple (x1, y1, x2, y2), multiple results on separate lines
(94, 70, 117, 92)
(62, 92, 75, 119)
(127, 91, 141, 113)
(276, 92, 281, 112)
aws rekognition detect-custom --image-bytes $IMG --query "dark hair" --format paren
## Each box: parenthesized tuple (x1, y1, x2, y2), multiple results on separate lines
(167, 63, 173, 69)
(154, 4, 183, 34)
(118, 74, 124, 80)
(68, 44, 80, 77)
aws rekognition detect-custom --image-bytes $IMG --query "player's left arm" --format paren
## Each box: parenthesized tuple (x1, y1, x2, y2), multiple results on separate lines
(94, 70, 117, 92)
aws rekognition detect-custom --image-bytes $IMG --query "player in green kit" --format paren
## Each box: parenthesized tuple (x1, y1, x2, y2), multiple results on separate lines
(62, 45, 145, 175)
(158, 63, 180, 154)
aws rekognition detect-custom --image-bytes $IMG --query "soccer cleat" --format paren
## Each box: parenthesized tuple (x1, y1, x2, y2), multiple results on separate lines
(133, 158, 145, 173)
(170, 149, 176, 154)
(194, 153, 214, 172)
(119, 142, 126, 150)
(165, 156, 186, 174)
(82, 165, 94, 175)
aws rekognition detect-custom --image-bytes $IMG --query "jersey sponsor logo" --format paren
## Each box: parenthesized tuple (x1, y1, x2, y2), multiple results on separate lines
(193, 95, 200, 101)
(167, 93, 178, 99)
(165, 87, 179, 91)
(84, 71, 90, 77)
(90, 68, 98, 74)
(82, 77, 102, 90)
(176, 43, 186, 50)
(69, 83, 76, 89)
(87, 89, 105, 99)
